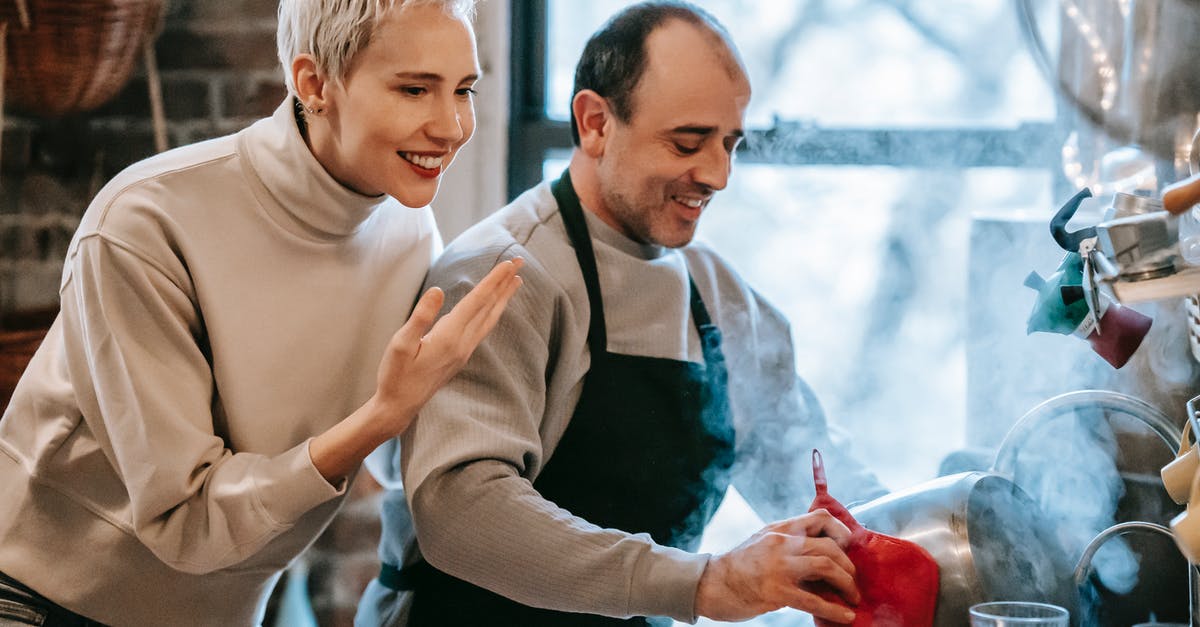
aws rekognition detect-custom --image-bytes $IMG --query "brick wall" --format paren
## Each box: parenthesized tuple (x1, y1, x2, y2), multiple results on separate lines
(1, 0, 288, 319)
(1, 2, 383, 625)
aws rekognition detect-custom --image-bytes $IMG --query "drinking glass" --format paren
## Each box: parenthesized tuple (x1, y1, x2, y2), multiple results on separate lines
(969, 602, 1069, 627)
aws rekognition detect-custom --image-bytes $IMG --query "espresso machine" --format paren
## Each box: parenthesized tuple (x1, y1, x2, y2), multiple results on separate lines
(1017, 0, 1200, 624)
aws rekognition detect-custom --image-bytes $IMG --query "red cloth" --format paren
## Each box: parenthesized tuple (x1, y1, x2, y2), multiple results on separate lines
(808, 449, 939, 627)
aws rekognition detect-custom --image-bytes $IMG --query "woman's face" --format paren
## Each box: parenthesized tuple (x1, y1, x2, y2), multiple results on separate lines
(314, 4, 480, 207)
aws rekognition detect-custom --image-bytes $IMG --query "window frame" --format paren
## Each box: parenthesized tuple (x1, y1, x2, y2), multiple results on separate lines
(507, 0, 1067, 199)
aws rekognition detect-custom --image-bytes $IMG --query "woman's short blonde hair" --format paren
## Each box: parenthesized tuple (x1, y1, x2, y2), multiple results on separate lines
(277, 0, 477, 95)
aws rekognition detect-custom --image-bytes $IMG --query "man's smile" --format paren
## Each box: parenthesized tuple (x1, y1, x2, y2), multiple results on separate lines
(671, 195, 707, 209)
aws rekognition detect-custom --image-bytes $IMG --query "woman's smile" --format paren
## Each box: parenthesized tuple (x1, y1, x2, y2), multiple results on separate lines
(400, 151, 446, 178)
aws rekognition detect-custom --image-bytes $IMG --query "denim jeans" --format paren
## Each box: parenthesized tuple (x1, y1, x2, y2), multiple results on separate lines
(0, 571, 104, 627)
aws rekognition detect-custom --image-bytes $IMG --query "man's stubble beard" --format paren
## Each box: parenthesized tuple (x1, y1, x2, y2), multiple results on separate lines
(600, 183, 696, 249)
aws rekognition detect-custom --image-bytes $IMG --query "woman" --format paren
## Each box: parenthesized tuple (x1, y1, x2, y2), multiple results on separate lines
(0, 0, 517, 625)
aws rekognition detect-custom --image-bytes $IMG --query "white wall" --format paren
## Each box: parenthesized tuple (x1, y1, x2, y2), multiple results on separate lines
(434, 0, 511, 242)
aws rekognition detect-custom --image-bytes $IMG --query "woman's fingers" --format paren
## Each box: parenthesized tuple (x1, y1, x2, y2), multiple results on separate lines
(434, 258, 524, 344)
(468, 272, 523, 342)
(444, 258, 524, 324)
(394, 287, 444, 353)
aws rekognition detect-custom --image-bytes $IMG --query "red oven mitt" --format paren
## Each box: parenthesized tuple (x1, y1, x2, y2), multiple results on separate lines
(807, 449, 939, 627)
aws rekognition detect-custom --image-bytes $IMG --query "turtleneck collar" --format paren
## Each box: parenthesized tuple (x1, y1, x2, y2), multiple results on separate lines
(580, 204, 670, 261)
(240, 98, 392, 239)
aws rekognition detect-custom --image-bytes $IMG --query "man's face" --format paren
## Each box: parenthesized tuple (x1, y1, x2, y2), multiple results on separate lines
(319, 4, 480, 207)
(592, 21, 751, 248)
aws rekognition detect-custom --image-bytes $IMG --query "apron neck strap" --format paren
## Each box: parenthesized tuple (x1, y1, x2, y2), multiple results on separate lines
(551, 169, 717, 358)
(551, 170, 608, 355)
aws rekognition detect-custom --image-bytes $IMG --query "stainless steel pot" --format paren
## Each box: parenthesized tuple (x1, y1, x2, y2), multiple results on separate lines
(850, 471, 1078, 627)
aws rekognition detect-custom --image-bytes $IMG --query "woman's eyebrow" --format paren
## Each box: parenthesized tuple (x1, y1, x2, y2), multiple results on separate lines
(394, 71, 444, 81)
(393, 71, 480, 84)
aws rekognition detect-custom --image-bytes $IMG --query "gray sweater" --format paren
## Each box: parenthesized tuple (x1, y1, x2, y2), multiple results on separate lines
(363, 181, 884, 625)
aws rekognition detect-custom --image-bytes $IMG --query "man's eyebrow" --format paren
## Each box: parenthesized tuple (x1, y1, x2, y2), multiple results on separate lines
(669, 125, 744, 138)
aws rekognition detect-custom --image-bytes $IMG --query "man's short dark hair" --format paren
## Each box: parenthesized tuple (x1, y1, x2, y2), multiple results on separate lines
(569, 1, 733, 146)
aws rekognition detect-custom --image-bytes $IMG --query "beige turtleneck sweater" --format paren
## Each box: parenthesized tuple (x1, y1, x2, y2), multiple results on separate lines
(0, 99, 439, 626)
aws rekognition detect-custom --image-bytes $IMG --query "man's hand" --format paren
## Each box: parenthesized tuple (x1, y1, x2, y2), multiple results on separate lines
(694, 509, 859, 624)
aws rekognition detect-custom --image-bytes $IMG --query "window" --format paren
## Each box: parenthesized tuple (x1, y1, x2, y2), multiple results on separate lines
(511, 3, 1069, 623)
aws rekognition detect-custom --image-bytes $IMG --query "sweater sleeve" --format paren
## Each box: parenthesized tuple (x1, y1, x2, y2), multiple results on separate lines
(57, 233, 343, 574)
(401, 248, 709, 623)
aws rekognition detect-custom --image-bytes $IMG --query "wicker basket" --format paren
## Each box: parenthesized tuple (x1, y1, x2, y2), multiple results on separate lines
(0, 0, 163, 117)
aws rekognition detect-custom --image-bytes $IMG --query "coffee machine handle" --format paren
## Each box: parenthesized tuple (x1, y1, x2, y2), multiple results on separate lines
(1164, 175, 1200, 216)
(1051, 188, 1098, 251)
(1162, 129, 1200, 215)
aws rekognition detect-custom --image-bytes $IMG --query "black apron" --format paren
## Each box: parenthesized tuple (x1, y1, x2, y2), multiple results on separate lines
(383, 171, 735, 626)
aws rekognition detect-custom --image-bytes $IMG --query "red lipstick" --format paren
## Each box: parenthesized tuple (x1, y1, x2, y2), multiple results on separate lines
(406, 160, 441, 179)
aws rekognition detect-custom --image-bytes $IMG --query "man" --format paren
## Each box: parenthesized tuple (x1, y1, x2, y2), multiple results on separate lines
(358, 2, 886, 625)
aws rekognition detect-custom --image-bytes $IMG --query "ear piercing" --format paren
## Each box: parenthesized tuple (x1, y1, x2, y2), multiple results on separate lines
(304, 104, 325, 115)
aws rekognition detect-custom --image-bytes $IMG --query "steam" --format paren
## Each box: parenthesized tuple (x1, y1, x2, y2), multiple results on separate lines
(1128, 299, 1199, 388)
(965, 475, 1077, 610)
(996, 396, 1192, 624)
(1006, 410, 1134, 590)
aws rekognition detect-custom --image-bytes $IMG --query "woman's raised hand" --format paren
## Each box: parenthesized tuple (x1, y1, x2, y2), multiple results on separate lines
(310, 258, 523, 483)
(373, 257, 525, 428)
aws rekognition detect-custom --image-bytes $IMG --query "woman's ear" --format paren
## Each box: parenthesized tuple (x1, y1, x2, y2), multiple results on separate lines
(572, 89, 611, 158)
(291, 54, 329, 114)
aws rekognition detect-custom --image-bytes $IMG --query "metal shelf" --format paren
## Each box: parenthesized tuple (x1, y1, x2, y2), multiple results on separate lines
(1107, 266, 1200, 303)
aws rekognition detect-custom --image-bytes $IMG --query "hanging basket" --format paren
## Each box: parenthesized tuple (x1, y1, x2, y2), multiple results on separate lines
(0, 0, 163, 117)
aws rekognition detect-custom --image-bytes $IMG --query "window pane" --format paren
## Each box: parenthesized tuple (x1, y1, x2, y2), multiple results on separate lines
(546, 0, 1056, 127)
(703, 164, 1054, 488)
